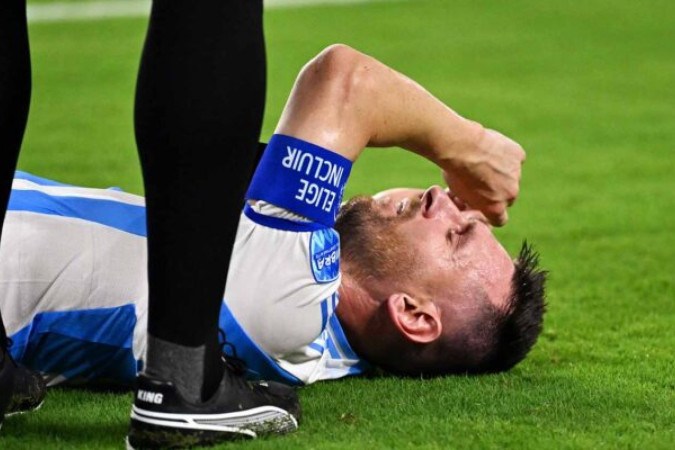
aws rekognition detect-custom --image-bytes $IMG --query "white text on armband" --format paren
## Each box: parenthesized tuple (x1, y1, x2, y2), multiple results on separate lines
(282, 146, 345, 188)
(295, 179, 337, 213)
(283, 146, 344, 213)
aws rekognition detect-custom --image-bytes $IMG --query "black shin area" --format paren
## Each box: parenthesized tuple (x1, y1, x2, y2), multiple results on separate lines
(0, 0, 31, 342)
(135, 0, 265, 399)
(0, 0, 30, 231)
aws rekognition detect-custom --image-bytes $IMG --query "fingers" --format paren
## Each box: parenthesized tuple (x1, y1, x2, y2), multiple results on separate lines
(444, 187, 468, 210)
(484, 206, 508, 227)
(505, 183, 519, 207)
(463, 209, 490, 226)
(446, 183, 510, 226)
(471, 199, 508, 227)
(439, 128, 524, 227)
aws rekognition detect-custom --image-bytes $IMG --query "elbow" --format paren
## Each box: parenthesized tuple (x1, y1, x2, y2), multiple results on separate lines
(295, 44, 374, 106)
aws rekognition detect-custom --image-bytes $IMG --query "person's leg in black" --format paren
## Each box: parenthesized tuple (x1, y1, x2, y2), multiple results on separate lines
(134, 0, 267, 405)
(0, 0, 46, 427)
(127, 1, 299, 447)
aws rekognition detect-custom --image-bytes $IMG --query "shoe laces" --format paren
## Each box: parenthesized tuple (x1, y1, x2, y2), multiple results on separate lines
(218, 329, 247, 376)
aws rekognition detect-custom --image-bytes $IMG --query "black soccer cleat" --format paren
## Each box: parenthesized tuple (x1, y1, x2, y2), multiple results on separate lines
(0, 347, 15, 430)
(5, 364, 47, 417)
(1, 340, 47, 430)
(126, 370, 301, 449)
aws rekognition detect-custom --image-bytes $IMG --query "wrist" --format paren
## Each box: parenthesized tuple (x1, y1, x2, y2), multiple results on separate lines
(430, 117, 485, 168)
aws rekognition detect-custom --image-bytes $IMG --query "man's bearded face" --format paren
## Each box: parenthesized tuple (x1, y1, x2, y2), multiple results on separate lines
(335, 187, 515, 314)
(334, 195, 422, 283)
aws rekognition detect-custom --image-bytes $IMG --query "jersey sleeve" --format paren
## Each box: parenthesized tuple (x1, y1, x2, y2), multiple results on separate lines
(225, 135, 371, 383)
(223, 201, 341, 359)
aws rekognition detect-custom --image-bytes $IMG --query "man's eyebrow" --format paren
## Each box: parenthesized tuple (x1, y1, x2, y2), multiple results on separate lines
(445, 228, 459, 254)
(448, 221, 477, 252)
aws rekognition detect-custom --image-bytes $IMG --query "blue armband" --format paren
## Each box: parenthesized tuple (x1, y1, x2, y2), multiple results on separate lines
(245, 134, 352, 227)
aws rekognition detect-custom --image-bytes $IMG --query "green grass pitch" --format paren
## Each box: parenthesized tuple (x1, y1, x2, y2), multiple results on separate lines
(4, 0, 674, 448)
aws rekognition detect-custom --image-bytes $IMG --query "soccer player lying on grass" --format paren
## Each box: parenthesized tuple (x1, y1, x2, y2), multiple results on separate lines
(1, 44, 546, 389)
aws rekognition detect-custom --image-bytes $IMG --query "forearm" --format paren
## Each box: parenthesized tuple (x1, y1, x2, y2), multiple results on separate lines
(275, 44, 524, 225)
(274, 44, 479, 164)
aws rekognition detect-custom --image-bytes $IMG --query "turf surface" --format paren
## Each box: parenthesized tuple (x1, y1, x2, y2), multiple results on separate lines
(4, 0, 674, 448)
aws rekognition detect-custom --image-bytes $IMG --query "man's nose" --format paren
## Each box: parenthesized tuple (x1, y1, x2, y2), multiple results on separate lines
(426, 186, 465, 224)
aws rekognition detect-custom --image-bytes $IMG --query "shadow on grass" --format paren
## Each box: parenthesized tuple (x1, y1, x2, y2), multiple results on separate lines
(2, 386, 132, 448)
(3, 415, 129, 447)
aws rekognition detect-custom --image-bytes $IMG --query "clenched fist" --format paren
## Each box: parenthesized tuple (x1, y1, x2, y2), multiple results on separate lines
(441, 124, 525, 227)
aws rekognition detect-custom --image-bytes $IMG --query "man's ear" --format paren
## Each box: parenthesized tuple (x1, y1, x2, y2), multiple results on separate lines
(386, 293, 442, 344)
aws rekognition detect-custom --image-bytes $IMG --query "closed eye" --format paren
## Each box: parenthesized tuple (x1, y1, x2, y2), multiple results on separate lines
(454, 222, 477, 249)
(447, 222, 475, 251)
(446, 228, 456, 248)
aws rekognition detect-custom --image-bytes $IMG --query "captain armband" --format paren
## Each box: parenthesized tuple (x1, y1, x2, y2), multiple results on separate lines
(245, 134, 352, 227)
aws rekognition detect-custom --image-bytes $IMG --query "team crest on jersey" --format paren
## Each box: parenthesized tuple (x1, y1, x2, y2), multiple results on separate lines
(310, 228, 340, 283)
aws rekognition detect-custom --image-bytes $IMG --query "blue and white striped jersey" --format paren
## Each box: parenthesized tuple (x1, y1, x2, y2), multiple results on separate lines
(1, 170, 368, 387)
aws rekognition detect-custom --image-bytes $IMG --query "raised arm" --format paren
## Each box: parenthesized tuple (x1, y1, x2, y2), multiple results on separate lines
(275, 44, 525, 226)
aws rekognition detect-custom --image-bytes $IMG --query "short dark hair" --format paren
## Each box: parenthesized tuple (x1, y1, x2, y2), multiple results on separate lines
(371, 241, 547, 378)
(469, 241, 548, 374)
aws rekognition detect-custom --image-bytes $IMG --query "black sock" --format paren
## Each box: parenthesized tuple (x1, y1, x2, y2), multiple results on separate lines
(145, 335, 205, 403)
(135, 0, 265, 400)
(0, 0, 31, 348)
